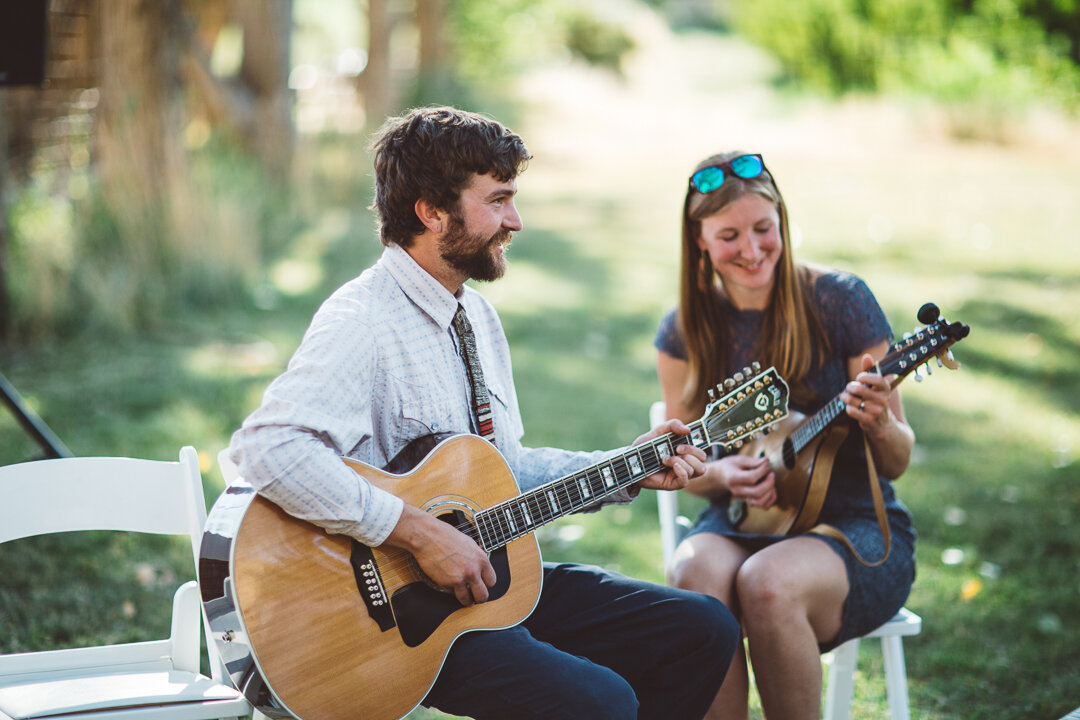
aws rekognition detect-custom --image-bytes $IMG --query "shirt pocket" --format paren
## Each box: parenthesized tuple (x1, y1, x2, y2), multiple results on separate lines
(381, 373, 457, 461)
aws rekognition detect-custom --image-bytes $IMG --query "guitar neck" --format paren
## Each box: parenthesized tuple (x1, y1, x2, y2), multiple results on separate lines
(475, 422, 708, 552)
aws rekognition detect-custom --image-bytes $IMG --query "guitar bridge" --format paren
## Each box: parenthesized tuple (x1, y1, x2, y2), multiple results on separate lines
(350, 541, 395, 632)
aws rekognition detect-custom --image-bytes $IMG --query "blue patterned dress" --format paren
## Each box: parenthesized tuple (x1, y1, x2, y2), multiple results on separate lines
(653, 269, 916, 650)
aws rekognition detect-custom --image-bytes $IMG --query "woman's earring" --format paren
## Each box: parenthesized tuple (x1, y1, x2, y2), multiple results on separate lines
(697, 251, 712, 292)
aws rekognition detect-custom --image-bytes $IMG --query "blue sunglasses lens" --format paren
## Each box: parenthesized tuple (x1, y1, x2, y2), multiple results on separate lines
(691, 167, 725, 193)
(690, 155, 765, 193)
(730, 154, 764, 178)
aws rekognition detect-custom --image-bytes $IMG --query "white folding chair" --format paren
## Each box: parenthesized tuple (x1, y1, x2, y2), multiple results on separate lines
(0, 447, 252, 720)
(650, 401, 922, 720)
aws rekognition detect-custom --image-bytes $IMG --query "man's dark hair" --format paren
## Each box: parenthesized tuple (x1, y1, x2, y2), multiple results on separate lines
(369, 106, 532, 248)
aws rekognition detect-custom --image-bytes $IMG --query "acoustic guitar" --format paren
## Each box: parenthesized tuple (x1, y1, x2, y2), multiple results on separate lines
(198, 364, 790, 720)
(727, 302, 970, 536)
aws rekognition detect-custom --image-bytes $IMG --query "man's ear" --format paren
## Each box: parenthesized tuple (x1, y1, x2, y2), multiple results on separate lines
(414, 198, 446, 234)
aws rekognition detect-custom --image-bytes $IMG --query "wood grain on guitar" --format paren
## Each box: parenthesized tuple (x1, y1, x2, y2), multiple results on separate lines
(200, 365, 790, 720)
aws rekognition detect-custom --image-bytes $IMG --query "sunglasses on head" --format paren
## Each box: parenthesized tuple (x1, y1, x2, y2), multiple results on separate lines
(689, 154, 765, 194)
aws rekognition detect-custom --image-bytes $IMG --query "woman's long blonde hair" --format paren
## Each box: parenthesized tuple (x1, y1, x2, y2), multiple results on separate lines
(677, 151, 829, 412)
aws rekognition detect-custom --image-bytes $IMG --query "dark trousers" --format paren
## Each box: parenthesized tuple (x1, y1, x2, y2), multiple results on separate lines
(423, 562, 739, 720)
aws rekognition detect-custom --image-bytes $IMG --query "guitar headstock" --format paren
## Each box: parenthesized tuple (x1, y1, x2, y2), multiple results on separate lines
(881, 303, 971, 385)
(700, 363, 790, 451)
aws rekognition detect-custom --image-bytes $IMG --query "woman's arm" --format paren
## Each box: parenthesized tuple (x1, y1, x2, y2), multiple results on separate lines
(841, 339, 916, 480)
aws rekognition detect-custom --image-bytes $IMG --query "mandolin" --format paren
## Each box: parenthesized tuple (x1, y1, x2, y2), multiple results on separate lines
(728, 302, 969, 536)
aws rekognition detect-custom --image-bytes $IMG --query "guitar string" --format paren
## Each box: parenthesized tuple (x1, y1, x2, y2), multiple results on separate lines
(360, 429, 707, 583)
(365, 384, 777, 579)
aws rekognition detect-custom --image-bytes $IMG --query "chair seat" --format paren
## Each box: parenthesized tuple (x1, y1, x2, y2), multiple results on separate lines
(0, 668, 245, 719)
(861, 607, 922, 639)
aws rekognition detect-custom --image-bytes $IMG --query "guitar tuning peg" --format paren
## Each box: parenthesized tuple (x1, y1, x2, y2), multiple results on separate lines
(913, 368, 923, 382)
(924, 362, 933, 375)
(733, 372, 745, 383)
(707, 388, 716, 401)
(751, 361, 761, 372)
(724, 378, 736, 390)
(742, 366, 753, 378)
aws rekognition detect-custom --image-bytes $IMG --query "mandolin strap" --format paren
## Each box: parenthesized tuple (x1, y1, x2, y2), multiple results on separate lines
(809, 431, 892, 567)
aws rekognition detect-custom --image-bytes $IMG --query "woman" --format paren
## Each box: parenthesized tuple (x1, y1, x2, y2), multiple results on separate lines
(654, 151, 916, 719)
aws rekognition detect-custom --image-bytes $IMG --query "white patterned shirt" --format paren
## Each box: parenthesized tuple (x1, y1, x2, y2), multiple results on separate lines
(229, 244, 621, 546)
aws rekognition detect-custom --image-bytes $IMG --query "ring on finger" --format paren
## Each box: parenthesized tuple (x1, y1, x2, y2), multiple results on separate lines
(859, 401, 866, 410)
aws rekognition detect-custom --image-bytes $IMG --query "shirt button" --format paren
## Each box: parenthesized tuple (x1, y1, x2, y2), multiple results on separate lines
(431, 423, 440, 431)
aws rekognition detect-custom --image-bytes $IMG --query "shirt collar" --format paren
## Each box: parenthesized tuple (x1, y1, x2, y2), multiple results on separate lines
(382, 244, 460, 330)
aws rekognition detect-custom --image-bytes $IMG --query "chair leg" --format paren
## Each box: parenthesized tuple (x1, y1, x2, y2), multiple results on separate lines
(823, 637, 859, 720)
(881, 635, 911, 720)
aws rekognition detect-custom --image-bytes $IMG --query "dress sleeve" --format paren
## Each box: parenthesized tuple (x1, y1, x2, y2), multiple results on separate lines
(653, 307, 687, 359)
(815, 271, 893, 358)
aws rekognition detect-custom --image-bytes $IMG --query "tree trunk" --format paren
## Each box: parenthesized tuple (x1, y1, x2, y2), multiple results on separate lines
(234, 0, 293, 185)
(363, 0, 393, 128)
(416, 0, 450, 103)
(183, 0, 294, 187)
(95, 0, 187, 249)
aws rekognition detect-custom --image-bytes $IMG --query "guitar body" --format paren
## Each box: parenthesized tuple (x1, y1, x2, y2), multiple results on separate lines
(209, 435, 541, 720)
(199, 365, 791, 720)
(731, 411, 849, 535)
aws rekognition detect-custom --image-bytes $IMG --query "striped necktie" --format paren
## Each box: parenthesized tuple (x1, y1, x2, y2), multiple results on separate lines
(452, 304, 496, 444)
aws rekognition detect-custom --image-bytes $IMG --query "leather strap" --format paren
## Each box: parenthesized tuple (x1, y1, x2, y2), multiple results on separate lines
(809, 430, 891, 567)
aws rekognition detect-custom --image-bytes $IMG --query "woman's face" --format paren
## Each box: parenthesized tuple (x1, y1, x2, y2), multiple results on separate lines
(696, 193, 782, 310)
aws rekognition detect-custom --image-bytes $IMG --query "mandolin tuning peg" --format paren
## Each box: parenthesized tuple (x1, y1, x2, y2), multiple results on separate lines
(733, 372, 745, 383)
(913, 368, 923, 382)
(924, 362, 933, 375)
(707, 388, 716, 401)
(724, 378, 736, 390)
(751, 361, 761, 372)
(742, 366, 753, 378)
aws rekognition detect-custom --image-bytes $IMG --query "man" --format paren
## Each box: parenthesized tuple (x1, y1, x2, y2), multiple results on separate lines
(230, 106, 739, 719)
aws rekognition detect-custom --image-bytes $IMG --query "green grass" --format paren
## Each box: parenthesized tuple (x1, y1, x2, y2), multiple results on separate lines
(4, 19, 1080, 720)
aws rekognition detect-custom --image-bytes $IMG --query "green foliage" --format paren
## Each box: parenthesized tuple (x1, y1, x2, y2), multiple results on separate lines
(3, 131, 298, 341)
(731, 0, 1080, 137)
(450, 0, 639, 88)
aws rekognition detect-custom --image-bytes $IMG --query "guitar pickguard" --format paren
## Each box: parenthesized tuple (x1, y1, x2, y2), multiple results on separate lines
(392, 547, 511, 647)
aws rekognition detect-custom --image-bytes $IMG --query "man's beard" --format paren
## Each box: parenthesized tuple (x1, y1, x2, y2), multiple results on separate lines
(439, 213, 512, 283)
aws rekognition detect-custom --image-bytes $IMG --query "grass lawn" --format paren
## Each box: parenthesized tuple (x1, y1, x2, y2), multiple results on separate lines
(3, 11, 1080, 720)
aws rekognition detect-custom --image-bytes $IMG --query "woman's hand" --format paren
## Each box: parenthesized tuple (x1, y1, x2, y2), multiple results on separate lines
(842, 353, 896, 439)
(718, 454, 777, 509)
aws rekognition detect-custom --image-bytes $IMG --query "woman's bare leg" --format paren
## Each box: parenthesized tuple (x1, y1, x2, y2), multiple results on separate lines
(669, 533, 752, 720)
(736, 537, 849, 720)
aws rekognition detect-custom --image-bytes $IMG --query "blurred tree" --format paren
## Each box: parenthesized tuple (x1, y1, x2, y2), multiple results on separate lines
(184, 0, 294, 187)
(362, 0, 395, 127)
(417, 0, 452, 103)
(95, 0, 188, 252)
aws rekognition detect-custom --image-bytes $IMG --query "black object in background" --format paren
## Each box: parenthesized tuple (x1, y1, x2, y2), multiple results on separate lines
(0, 0, 50, 87)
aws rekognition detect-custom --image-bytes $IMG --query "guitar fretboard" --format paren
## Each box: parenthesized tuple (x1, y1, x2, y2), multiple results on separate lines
(473, 423, 707, 551)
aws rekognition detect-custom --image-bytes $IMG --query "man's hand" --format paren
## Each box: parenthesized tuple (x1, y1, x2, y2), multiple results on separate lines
(633, 418, 707, 492)
(384, 504, 496, 607)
